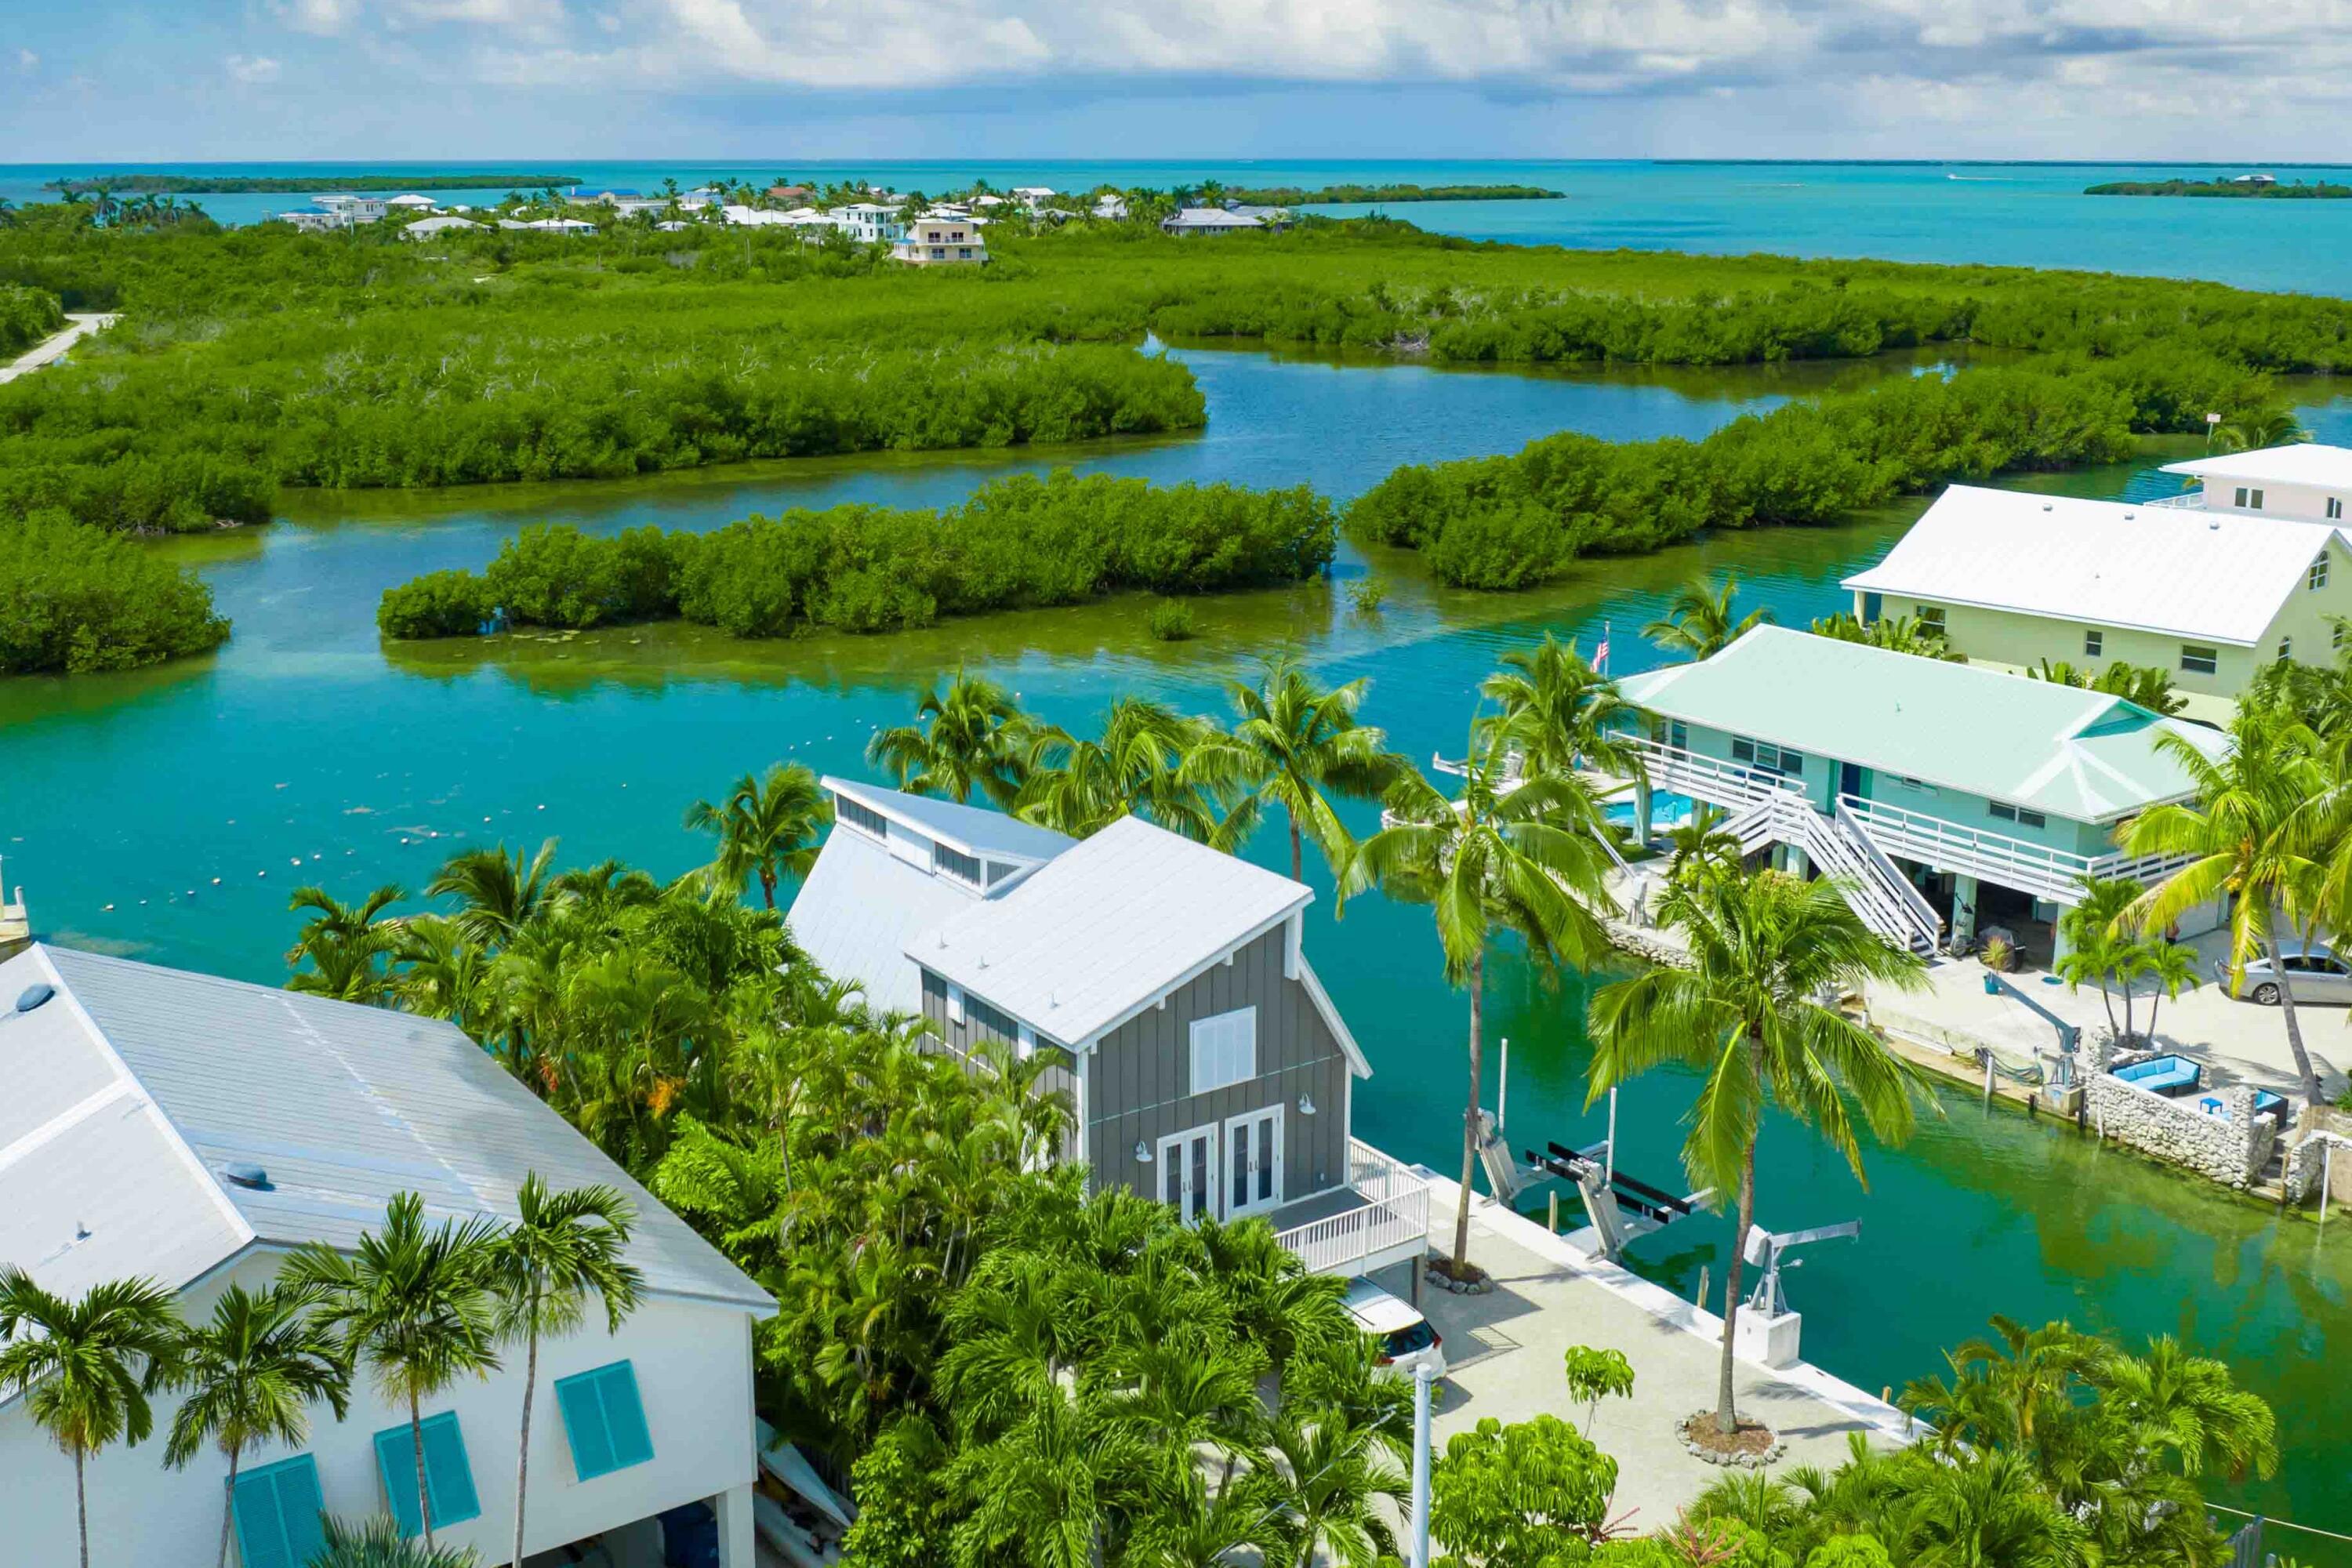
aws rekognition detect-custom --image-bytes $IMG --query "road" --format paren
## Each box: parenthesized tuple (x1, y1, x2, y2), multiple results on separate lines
(0, 313, 118, 384)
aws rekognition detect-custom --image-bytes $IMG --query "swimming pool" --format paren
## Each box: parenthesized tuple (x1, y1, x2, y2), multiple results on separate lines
(1602, 790, 1696, 833)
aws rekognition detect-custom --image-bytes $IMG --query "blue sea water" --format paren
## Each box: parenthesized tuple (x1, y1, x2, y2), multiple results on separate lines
(8, 158, 2352, 294)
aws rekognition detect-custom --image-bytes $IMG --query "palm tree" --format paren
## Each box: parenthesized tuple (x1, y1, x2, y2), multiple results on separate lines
(2213, 408, 2313, 454)
(2121, 709, 2328, 1105)
(1642, 574, 1773, 662)
(2053, 877, 2142, 1037)
(1900, 1449, 2089, 1568)
(1661, 804, 1745, 887)
(1587, 869, 1929, 1436)
(390, 915, 492, 1032)
(430, 839, 559, 949)
(310, 1515, 481, 1567)
(162, 1283, 351, 1568)
(1810, 612, 1962, 661)
(1016, 699, 1245, 846)
(867, 668, 1034, 807)
(2028, 659, 2183, 716)
(488, 1178, 644, 1568)
(1265, 1402, 1406, 1568)
(1341, 724, 1615, 1276)
(0, 1269, 184, 1568)
(1183, 656, 1403, 881)
(286, 1193, 504, 1549)
(1479, 633, 1643, 779)
(683, 763, 831, 909)
(2136, 942, 2200, 1043)
(285, 883, 406, 1003)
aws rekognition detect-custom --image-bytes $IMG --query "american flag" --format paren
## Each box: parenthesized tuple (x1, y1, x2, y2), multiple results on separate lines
(1593, 623, 1611, 673)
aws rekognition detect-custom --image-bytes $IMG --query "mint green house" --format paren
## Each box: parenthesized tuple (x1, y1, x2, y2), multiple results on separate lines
(1612, 627, 2225, 957)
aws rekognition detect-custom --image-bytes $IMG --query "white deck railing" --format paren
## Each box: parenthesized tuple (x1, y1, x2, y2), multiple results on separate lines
(2143, 492, 2205, 510)
(1274, 1138, 1430, 1276)
(1838, 795, 2191, 906)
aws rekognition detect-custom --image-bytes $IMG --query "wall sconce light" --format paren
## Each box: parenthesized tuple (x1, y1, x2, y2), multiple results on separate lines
(1134, 1140, 1153, 1164)
(1297, 1092, 1316, 1116)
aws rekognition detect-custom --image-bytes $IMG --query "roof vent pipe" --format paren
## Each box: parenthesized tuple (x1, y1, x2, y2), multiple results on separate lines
(222, 1163, 272, 1190)
(9, 983, 55, 1016)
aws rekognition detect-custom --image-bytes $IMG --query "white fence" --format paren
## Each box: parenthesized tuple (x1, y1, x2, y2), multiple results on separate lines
(1274, 1138, 1430, 1276)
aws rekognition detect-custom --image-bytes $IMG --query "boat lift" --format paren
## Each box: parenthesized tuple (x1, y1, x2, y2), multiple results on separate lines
(1734, 1218, 1860, 1368)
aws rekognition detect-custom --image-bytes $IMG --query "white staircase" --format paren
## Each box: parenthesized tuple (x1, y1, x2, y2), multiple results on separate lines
(1788, 801, 1941, 955)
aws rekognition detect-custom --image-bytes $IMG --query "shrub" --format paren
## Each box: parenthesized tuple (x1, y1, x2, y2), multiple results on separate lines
(1147, 600, 1199, 641)
(0, 509, 229, 673)
(1348, 572, 1389, 613)
(376, 569, 489, 639)
(0, 284, 64, 357)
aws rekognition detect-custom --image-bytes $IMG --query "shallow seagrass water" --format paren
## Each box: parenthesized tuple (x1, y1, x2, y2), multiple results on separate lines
(5, 344, 2352, 1542)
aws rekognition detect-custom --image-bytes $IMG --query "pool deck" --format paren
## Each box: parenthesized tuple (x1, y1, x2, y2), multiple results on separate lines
(1375, 1171, 1911, 1530)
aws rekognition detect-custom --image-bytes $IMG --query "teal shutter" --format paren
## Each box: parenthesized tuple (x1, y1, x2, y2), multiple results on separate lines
(555, 1361, 655, 1480)
(231, 1454, 325, 1568)
(373, 1413, 483, 1537)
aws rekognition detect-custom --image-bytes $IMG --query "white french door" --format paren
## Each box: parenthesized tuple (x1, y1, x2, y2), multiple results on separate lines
(1224, 1107, 1285, 1219)
(1159, 1123, 1218, 1223)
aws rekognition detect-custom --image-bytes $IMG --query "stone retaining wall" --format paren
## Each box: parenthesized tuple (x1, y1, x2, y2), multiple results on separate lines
(2088, 1040, 2274, 1189)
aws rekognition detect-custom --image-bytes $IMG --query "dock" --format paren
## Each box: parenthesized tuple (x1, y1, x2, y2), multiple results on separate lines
(1372, 1170, 1911, 1527)
(0, 861, 26, 960)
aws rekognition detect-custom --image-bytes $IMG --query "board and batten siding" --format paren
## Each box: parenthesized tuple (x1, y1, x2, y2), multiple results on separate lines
(920, 968, 1086, 1162)
(1085, 927, 1351, 1203)
(920, 926, 1352, 1207)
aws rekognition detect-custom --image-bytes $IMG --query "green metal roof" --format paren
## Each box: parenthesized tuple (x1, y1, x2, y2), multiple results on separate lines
(1615, 626, 2225, 823)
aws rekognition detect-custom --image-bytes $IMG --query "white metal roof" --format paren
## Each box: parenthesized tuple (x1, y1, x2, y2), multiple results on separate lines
(0, 946, 771, 1313)
(915, 816, 1311, 1047)
(786, 822, 989, 1016)
(2162, 443, 2352, 489)
(1163, 208, 1262, 229)
(824, 775, 1072, 865)
(1841, 485, 2340, 645)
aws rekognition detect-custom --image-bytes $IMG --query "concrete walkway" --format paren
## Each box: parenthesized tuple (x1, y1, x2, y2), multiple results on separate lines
(1374, 1174, 1909, 1534)
(0, 313, 116, 384)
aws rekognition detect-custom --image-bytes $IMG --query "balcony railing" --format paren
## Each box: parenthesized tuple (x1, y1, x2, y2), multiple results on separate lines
(1838, 795, 2192, 906)
(1274, 1138, 1430, 1276)
(2143, 492, 2205, 510)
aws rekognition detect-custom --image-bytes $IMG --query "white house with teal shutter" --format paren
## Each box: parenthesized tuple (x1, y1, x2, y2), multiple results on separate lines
(1613, 627, 2227, 959)
(0, 945, 774, 1568)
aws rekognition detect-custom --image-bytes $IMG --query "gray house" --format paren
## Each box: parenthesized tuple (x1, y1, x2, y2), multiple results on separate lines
(789, 778, 1425, 1274)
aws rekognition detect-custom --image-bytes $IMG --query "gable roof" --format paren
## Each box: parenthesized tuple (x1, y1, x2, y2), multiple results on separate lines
(2162, 442, 2352, 490)
(1840, 485, 2339, 646)
(914, 816, 1315, 1047)
(1616, 626, 2226, 822)
(0, 946, 772, 1313)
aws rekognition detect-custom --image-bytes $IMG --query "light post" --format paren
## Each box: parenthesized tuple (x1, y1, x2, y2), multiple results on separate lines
(1409, 1362, 1435, 1568)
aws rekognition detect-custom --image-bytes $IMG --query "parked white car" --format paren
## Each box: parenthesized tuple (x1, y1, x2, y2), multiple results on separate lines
(2229, 946, 2352, 1006)
(1341, 1278, 1446, 1381)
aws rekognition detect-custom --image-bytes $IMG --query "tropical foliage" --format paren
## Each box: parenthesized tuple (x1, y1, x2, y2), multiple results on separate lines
(0, 508, 228, 674)
(378, 471, 1336, 641)
(2027, 658, 2184, 714)
(1646, 576, 1774, 661)
(1809, 612, 1961, 661)
(0, 281, 64, 355)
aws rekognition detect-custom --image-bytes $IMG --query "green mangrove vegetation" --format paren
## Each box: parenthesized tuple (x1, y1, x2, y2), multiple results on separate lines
(2086, 178, 2352, 198)
(0, 284, 64, 357)
(376, 470, 1336, 640)
(0, 511, 230, 673)
(1348, 348, 2274, 588)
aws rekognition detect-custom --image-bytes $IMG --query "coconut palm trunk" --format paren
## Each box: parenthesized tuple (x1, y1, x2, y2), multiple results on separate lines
(218, 1445, 242, 1568)
(1289, 815, 1305, 884)
(1717, 1082, 1759, 1436)
(74, 1449, 89, 1568)
(412, 1389, 434, 1548)
(2255, 906, 2323, 1105)
(512, 1290, 540, 1568)
(1454, 953, 1485, 1271)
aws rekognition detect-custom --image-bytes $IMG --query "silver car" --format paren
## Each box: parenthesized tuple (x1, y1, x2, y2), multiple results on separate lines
(2231, 946, 2352, 1006)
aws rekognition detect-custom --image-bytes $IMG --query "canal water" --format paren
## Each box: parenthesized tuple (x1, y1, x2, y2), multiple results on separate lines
(6, 346, 2352, 1537)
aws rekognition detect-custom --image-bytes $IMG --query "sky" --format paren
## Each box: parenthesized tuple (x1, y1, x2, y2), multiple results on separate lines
(8, 0, 2352, 160)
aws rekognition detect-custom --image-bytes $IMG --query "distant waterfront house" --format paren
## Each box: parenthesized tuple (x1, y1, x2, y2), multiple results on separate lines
(0, 945, 771, 1568)
(309, 193, 387, 225)
(398, 215, 484, 239)
(891, 216, 988, 266)
(1841, 485, 2352, 718)
(1011, 185, 1057, 209)
(766, 183, 815, 203)
(834, 201, 906, 245)
(1228, 203, 1294, 227)
(1613, 626, 2226, 958)
(1161, 207, 1264, 236)
(2161, 442, 2352, 527)
(788, 778, 1423, 1274)
(385, 192, 437, 210)
(1092, 194, 1130, 220)
(498, 216, 599, 234)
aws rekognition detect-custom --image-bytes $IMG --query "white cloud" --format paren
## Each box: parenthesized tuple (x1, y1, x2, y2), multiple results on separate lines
(16, 47, 37, 73)
(225, 53, 285, 82)
(272, 0, 364, 34)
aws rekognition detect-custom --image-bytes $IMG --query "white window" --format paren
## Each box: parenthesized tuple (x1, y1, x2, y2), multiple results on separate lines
(1914, 604, 1946, 632)
(1189, 1007, 1258, 1096)
(2330, 498, 2345, 521)
(1988, 801, 2049, 830)
(1731, 738, 1804, 777)
(2313, 555, 2331, 591)
(2181, 644, 2220, 676)
(2084, 629, 2103, 659)
(2280, 637, 2292, 662)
